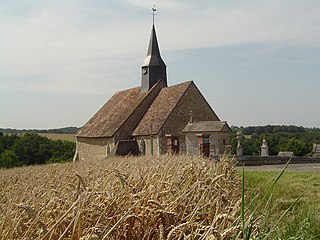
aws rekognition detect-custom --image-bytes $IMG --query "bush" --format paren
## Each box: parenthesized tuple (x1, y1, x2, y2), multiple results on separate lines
(0, 133, 75, 168)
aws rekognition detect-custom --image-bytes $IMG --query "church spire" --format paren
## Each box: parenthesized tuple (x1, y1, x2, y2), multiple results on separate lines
(141, 7, 167, 93)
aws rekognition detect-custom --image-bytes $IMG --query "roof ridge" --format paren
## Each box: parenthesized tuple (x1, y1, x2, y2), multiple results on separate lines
(114, 80, 165, 137)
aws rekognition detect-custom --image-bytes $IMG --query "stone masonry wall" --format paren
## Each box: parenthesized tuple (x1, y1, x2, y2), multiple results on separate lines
(185, 132, 230, 156)
(159, 83, 220, 154)
(76, 137, 114, 161)
(135, 136, 161, 156)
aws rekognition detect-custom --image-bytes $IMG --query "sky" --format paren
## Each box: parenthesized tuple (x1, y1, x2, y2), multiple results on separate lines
(0, 0, 320, 129)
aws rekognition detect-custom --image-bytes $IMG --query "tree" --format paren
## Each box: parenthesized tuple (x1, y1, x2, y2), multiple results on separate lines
(0, 150, 21, 168)
(13, 133, 52, 165)
(49, 139, 75, 163)
(0, 134, 19, 155)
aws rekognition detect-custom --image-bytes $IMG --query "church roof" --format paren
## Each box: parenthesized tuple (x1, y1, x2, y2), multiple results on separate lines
(77, 86, 147, 138)
(132, 81, 192, 136)
(142, 24, 166, 67)
(182, 121, 231, 133)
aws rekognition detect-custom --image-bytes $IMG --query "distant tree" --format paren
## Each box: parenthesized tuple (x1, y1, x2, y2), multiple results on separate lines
(0, 133, 76, 169)
(231, 125, 319, 156)
(0, 150, 21, 168)
(0, 134, 19, 155)
(13, 133, 52, 165)
(49, 139, 75, 163)
(280, 138, 312, 156)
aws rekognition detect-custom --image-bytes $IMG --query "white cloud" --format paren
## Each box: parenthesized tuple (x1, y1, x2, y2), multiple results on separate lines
(0, 0, 319, 95)
(159, 0, 320, 50)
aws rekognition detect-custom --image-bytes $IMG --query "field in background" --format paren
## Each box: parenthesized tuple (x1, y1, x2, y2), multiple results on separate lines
(0, 156, 242, 239)
(5, 133, 76, 142)
(38, 133, 76, 142)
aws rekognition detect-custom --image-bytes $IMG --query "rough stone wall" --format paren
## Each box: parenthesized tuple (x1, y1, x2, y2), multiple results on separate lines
(157, 134, 187, 155)
(185, 132, 230, 156)
(161, 83, 219, 137)
(158, 135, 167, 155)
(115, 82, 165, 141)
(135, 136, 161, 156)
(185, 133, 198, 155)
(159, 83, 220, 154)
(76, 137, 114, 161)
(214, 133, 230, 154)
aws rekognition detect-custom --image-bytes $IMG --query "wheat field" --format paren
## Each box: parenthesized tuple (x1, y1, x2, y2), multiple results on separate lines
(0, 155, 243, 239)
(38, 133, 76, 142)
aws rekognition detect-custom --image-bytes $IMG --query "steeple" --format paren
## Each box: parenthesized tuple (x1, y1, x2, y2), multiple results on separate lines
(141, 17, 167, 93)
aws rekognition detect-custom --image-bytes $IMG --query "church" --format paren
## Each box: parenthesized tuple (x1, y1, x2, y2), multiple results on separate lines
(74, 20, 231, 161)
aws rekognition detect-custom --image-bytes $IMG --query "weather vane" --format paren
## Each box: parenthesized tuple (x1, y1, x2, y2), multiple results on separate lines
(152, 5, 156, 25)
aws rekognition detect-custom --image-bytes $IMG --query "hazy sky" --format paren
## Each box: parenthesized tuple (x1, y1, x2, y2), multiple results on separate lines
(1, 0, 320, 129)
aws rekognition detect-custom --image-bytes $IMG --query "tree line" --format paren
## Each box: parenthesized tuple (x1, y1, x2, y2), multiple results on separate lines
(231, 125, 320, 156)
(0, 126, 79, 134)
(0, 133, 76, 169)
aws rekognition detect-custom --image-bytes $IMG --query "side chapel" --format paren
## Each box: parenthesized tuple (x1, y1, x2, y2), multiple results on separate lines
(74, 18, 231, 161)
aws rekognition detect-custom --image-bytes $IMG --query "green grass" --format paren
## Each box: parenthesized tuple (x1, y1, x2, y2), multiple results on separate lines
(241, 170, 320, 239)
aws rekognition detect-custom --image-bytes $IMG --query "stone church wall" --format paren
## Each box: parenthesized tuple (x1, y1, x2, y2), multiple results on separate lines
(135, 136, 158, 156)
(76, 137, 114, 161)
(160, 83, 220, 153)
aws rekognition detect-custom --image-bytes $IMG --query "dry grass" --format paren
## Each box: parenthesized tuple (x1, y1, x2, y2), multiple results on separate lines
(38, 133, 76, 142)
(0, 155, 243, 239)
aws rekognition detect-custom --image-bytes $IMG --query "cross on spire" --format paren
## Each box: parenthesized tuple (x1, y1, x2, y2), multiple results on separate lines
(140, 5, 167, 93)
(152, 5, 156, 25)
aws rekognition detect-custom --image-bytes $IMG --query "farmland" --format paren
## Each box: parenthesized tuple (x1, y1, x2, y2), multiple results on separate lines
(0, 155, 243, 239)
(38, 133, 76, 142)
(1, 155, 320, 239)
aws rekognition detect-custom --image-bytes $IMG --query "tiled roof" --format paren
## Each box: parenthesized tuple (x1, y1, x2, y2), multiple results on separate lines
(182, 121, 230, 133)
(133, 81, 192, 136)
(77, 86, 147, 137)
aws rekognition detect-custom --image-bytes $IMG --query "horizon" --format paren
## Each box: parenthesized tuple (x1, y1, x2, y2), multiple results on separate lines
(1, 1, 320, 129)
(1, 124, 320, 131)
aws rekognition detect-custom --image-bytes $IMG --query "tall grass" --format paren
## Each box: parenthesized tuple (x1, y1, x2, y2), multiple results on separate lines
(0, 155, 245, 239)
(241, 164, 320, 239)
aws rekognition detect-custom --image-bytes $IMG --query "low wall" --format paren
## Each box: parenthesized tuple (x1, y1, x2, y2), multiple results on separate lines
(237, 156, 320, 166)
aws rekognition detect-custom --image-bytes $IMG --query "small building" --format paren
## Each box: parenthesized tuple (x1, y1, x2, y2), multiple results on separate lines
(74, 20, 231, 161)
(312, 144, 320, 157)
(278, 151, 294, 157)
(182, 121, 231, 157)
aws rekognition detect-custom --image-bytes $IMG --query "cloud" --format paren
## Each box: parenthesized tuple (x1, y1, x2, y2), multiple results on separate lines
(0, 0, 320, 95)
(158, 0, 320, 50)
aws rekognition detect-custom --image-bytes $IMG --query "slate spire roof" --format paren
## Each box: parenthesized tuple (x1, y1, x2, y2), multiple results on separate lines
(141, 24, 167, 92)
(143, 24, 166, 67)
